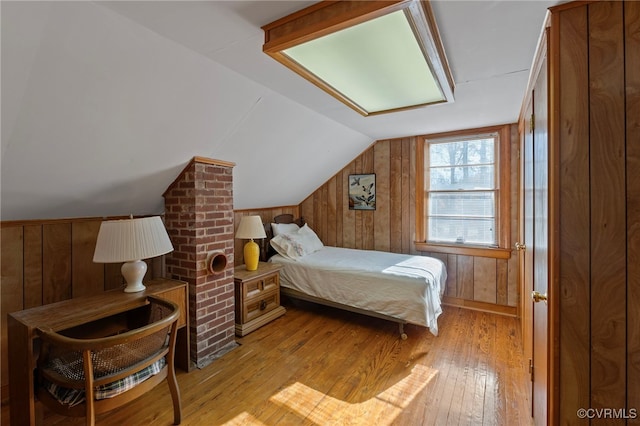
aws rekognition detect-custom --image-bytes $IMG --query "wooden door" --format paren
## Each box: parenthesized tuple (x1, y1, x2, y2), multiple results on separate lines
(531, 51, 549, 425)
(519, 29, 549, 424)
(519, 93, 534, 413)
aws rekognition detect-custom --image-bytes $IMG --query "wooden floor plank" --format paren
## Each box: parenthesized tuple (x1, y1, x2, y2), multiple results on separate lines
(437, 308, 478, 425)
(483, 313, 499, 426)
(3, 301, 532, 426)
(499, 313, 532, 426)
(399, 309, 461, 426)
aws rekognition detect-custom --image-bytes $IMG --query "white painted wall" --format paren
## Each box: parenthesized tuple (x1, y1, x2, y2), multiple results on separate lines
(1, 1, 372, 220)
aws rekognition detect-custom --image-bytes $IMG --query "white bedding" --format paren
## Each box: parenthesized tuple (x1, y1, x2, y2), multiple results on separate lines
(270, 246, 447, 335)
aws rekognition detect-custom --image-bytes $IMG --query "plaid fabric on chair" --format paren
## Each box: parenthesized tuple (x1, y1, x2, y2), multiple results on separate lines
(43, 358, 166, 407)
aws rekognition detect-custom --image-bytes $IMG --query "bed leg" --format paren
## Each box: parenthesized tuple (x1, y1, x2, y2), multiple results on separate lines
(399, 323, 407, 340)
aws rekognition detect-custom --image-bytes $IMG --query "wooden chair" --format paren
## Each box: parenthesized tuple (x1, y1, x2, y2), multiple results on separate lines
(35, 296, 182, 425)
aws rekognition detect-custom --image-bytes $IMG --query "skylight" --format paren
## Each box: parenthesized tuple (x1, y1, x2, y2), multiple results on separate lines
(262, 1, 454, 116)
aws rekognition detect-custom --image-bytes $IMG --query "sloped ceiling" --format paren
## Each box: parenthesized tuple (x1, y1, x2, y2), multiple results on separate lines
(1, 1, 558, 221)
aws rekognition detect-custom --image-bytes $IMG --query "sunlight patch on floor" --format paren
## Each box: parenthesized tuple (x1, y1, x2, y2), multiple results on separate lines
(268, 364, 438, 425)
(222, 412, 268, 425)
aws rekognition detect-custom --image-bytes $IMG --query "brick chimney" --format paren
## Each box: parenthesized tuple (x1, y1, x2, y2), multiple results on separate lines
(163, 156, 236, 368)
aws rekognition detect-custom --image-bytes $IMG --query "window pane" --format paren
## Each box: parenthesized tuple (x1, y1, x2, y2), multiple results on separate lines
(429, 138, 495, 167)
(425, 133, 499, 247)
(428, 217, 496, 245)
(429, 192, 495, 217)
(429, 165, 494, 190)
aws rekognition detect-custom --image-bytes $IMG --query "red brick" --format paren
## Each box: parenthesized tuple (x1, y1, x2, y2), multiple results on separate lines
(165, 160, 235, 367)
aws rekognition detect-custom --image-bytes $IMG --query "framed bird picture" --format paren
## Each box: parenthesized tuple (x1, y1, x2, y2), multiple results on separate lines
(348, 174, 376, 210)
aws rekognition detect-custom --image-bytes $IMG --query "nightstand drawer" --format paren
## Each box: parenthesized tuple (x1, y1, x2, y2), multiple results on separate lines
(234, 262, 285, 336)
(243, 290, 280, 323)
(243, 274, 279, 299)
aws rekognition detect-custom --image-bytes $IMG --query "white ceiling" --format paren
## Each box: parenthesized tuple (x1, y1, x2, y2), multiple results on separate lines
(101, 0, 558, 139)
(1, 1, 558, 221)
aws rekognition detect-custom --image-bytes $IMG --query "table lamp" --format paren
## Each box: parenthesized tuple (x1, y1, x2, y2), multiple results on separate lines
(235, 215, 266, 271)
(93, 216, 174, 292)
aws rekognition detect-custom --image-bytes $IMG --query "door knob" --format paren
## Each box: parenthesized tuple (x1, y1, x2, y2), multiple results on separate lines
(531, 290, 548, 304)
(515, 242, 526, 251)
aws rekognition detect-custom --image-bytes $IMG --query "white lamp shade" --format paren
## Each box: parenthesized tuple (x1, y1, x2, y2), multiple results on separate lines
(93, 216, 174, 263)
(235, 216, 266, 240)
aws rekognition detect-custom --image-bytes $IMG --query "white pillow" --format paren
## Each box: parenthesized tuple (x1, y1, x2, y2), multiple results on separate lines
(297, 224, 324, 253)
(270, 224, 324, 260)
(270, 233, 306, 260)
(271, 222, 300, 237)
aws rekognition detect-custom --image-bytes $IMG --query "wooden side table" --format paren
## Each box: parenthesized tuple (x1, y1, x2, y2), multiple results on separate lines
(234, 262, 285, 336)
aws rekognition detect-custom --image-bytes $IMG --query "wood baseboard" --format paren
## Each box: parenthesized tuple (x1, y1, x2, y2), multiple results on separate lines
(442, 296, 518, 317)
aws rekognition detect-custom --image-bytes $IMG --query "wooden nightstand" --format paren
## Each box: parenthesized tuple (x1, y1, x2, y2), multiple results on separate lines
(234, 262, 286, 336)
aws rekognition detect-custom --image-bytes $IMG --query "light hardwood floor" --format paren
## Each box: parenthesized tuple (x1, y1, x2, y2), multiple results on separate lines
(3, 301, 533, 425)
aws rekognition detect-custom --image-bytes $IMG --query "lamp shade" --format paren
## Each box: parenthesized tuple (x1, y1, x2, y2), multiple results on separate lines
(235, 216, 266, 240)
(93, 216, 174, 263)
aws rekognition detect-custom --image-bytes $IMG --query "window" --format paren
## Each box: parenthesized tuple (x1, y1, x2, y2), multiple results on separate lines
(415, 125, 511, 258)
(428, 135, 497, 245)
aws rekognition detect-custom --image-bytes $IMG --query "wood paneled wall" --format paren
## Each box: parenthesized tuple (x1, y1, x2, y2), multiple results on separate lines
(0, 217, 164, 399)
(551, 1, 640, 421)
(298, 127, 520, 316)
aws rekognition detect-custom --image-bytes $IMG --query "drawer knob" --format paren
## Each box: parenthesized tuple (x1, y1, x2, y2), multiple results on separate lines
(260, 300, 267, 310)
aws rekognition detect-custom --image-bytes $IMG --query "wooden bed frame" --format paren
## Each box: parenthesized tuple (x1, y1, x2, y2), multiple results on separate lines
(264, 214, 408, 339)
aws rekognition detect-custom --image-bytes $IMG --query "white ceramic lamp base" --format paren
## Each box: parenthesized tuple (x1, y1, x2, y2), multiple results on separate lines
(121, 259, 147, 293)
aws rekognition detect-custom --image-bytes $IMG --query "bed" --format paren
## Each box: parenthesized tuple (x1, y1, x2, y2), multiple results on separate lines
(263, 215, 447, 339)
